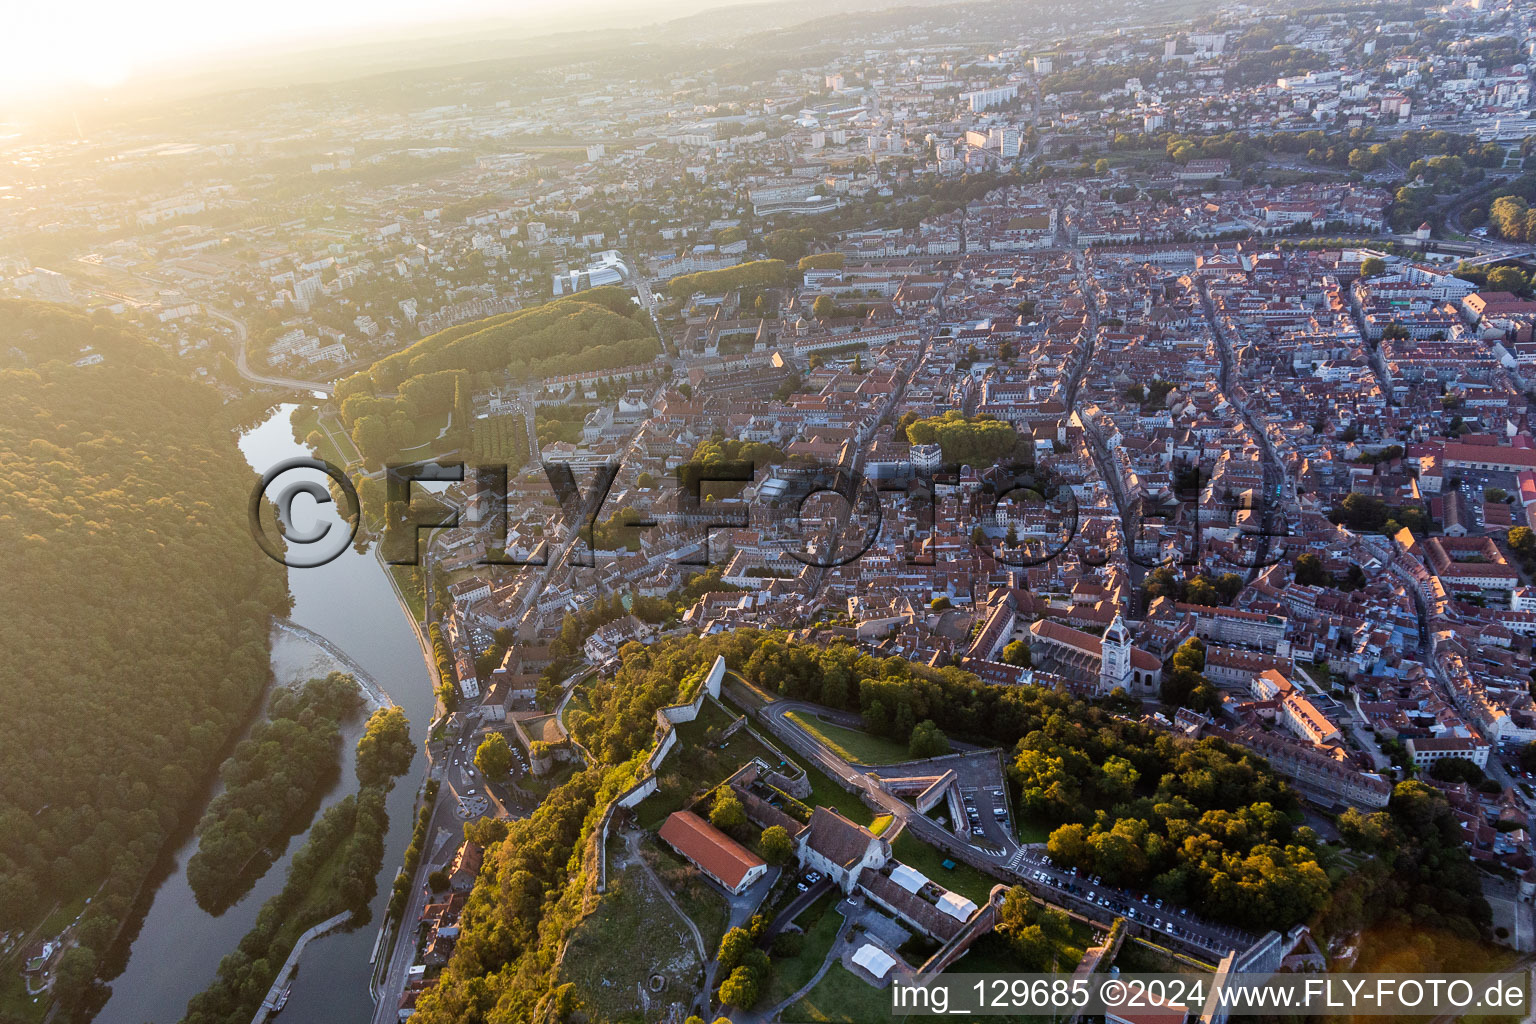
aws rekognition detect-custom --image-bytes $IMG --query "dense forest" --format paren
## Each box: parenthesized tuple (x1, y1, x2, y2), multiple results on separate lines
(0, 301, 290, 1012)
(180, 704, 414, 1024)
(329, 287, 657, 466)
(186, 673, 365, 911)
(664, 259, 787, 298)
(735, 635, 1324, 929)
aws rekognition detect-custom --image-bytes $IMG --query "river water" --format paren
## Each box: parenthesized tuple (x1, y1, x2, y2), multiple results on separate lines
(97, 404, 436, 1024)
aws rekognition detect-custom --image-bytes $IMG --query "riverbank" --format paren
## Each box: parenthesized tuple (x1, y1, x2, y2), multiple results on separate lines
(95, 404, 441, 1024)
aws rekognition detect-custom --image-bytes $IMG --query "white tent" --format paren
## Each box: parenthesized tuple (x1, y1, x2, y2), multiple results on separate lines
(936, 890, 978, 922)
(852, 943, 897, 980)
(889, 863, 930, 895)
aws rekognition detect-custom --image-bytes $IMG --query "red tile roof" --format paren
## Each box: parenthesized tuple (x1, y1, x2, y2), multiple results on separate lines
(659, 811, 765, 891)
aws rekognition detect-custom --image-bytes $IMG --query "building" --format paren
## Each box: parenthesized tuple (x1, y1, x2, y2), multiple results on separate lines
(797, 806, 890, 892)
(447, 841, 484, 893)
(911, 443, 943, 472)
(963, 85, 1019, 112)
(1108, 995, 1188, 1024)
(1176, 602, 1288, 652)
(552, 249, 629, 296)
(1027, 616, 1162, 696)
(659, 810, 768, 894)
(1405, 735, 1490, 772)
(1213, 725, 1391, 809)
(1281, 692, 1342, 745)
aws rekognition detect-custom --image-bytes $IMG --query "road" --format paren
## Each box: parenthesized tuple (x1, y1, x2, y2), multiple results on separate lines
(1059, 248, 1149, 587)
(1194, 276, 1292, 568)
(368, 784, 456, 1024)
(208, 306, 338, 396)
(369, 709, 539, 1024)
(1010, 848, 1253, 958)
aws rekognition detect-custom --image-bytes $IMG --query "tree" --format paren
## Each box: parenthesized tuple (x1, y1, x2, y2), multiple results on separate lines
(475, 733, 513, 778)
(1360, 256, 1386, 278)
(812, 294, 835, 319)
(356, 706, 414, 788)
(1001, 640, 1031, 667)
(1294, 552, 1329, 586)
(1510, 526, 1536, 558)
(53, 945, 99, 1010)
(716, 927, 753, 974)
(1093, 158, 1110, 175)
(1046, 823, 1089, 867)
(1428, 757, 1484, 784)
(427, 869, 449, 892)
(909, 719, 951, 759)
(710, 790, 747, 833)
(719, 965, 762, 1009)
(1518, 741, 1536, 774)
(996, 886, 1078, 970)
(930, 596, 952, 610)
(1487, 266, 1528, 295)
(760, 825, 793, 865)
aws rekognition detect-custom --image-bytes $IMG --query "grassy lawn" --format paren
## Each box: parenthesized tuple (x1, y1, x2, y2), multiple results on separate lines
(785, 712, 909, 766)
(1114, 936, 1215, 974)
(716, 684, 870, 824)
(950, 919, 1094, 975)
(637, 697, 779, 830)
(639, 836, 732, 953)
(517, 760, 577, 800)
(395, 409, 452, 455)
(0, 974, 46, 1024)
(271, 826, 358, 951)
(723, 670, 774, 709)
(560, 681, 594, 733)
(1016, 813, 1053, 845)
(773, 746, 871, 827)
(783, 962, 893, 1023)
(388, 565, 427, 622)
(890, 832, 1001, 905)
(291, 404, 362, 469)
(558, 842, 701, 1022)
(763, 892, 844, 1008)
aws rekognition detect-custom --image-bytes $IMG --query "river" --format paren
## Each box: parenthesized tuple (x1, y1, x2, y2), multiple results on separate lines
(97, 404, 436, 1024)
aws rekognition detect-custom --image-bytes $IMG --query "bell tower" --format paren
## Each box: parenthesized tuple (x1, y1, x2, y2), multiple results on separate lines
(1099, 612, 1133, 695)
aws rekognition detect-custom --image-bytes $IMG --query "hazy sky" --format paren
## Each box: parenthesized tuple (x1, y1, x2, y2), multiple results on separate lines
(2, 0, 651, 105)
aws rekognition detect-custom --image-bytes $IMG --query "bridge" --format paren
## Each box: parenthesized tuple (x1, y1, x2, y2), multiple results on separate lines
(273, 617, 394, 709)
(1454, 247, 1536, 267)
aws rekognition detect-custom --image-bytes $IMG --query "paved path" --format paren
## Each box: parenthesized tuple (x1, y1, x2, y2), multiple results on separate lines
(622, 829, 715, 1014)
(756, 905, 852, 1024)
(251, 912, 350, 1024)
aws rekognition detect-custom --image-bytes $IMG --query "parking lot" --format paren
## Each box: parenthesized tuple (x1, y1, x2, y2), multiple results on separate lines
(867, 752, 1016, 850)
(441, 715, 532, 816)
(1014, 848, 1252, 957)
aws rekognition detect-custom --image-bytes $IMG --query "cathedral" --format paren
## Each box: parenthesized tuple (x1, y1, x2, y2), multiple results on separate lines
(1027, 612, 1162, 697)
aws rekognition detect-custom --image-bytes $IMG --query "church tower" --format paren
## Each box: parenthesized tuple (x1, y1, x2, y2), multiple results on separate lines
(1099, 612, 1133, 695)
